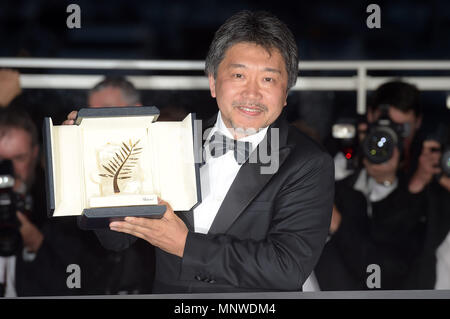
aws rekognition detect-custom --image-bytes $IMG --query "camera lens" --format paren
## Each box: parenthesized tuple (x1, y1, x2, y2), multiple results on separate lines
(363, 127, 397, 164)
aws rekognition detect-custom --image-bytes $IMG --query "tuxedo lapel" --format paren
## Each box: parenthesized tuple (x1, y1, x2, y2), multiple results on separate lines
(178, 210, 195, 231)
(208, 112, 293, 235)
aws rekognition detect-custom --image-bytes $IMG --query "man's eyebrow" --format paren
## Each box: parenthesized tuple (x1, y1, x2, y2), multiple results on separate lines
(263, 67, 281, 74)
(229, 63, 246, 69)
(228, 64, 281, 74)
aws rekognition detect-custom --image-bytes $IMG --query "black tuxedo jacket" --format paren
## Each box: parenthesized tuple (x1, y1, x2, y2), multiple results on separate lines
(96, 111, 334, 293)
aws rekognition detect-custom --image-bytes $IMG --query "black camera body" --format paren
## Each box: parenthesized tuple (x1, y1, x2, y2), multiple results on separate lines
(361, 105, 411, 164)
(0, 159, 32, 257)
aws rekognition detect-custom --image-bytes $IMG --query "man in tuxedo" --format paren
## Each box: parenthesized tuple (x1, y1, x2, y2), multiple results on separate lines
(68, 10, 334, 293)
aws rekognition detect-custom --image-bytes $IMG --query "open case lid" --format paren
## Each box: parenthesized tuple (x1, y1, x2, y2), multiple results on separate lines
(75, 106, 160, 124)
(43, 106, 202, 230)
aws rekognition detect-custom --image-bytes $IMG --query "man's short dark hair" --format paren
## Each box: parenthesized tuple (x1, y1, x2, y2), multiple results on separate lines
(89, 76, 141, 105)
(205, 10, 299, 91)
(0, 108, 39, 147)
(369, 80, 422, 116)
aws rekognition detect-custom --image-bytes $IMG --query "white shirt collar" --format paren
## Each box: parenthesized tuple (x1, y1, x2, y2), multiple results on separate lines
(211, 111, 269, 153)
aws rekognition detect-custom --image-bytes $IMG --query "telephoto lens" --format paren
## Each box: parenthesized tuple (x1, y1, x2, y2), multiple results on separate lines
(362, 125, 398, 164)
(0, 159, 22, 257)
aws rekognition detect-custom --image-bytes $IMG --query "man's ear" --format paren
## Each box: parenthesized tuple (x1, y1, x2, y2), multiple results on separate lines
(32, 144, 39, 162)
(367, 108, 376, 123)
(415, 115, 422, 130)
(208, 74, 216, 98)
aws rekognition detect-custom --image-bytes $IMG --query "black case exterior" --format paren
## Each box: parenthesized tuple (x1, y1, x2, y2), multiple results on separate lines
(43, 106, 202, 230)
(77, 205, 167, 230)
(191, 113, 202, 211)
(43, 117, 55, 217)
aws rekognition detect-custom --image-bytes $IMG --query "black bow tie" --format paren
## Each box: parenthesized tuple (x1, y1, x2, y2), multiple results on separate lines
(206, 131, 251, 164)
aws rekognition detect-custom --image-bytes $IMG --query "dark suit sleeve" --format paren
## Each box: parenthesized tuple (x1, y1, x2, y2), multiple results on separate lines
(179, 152, 334, 291)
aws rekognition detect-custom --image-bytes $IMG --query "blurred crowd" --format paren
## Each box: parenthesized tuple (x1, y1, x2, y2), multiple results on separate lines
(0, 68, 448, 296)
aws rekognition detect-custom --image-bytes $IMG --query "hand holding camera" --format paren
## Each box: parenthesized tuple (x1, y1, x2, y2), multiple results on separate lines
(0, 159, 42, 256)
(17, 211, 43, 253)
(408, 140, 442, 193)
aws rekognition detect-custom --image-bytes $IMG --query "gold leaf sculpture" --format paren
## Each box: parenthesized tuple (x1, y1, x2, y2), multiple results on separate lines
(99, 139, 142, 193)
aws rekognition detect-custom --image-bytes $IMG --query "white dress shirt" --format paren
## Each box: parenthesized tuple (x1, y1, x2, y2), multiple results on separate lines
(353, 168, 398, 217)
(334, 152, 355, 181)
(435, 231, 450, 289)
(0, 256, 16, 297)
(193, 112, 268, 234)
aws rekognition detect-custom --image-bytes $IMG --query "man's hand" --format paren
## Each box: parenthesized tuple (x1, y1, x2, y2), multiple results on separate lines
(0, 69, 21, 107)
(409, 140, 442, 193)
(62, 110, 78, 125)
(363, 147, 400, 185)
(17, 211, 44, 253)
(329, 204, 342, 235)
(438, 175, 450, 193)
(109, 199, 188, 258)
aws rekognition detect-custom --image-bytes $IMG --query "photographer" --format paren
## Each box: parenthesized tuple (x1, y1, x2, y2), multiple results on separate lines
(0, 108, 83, 296)
(315, 80, 434, 290)
(407, 124, 450, 289)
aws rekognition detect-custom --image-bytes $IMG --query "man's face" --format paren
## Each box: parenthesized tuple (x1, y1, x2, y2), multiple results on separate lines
(0, 128, 38, 192)
(368, 106, 422, 151)
(88, 87, 131, 108)
(209, 42, 289, 136)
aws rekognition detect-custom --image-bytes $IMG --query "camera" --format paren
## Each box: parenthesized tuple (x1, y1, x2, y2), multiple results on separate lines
(428, 123, 450, 177)
(0, 159, 32, 257)
(361, 105, 411, 164)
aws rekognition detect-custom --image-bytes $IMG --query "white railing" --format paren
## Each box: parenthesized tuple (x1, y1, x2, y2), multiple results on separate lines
(1, 58, 450, 114)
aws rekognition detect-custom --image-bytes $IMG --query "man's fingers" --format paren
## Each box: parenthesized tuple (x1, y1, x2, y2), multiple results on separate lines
(68, 110, 78, 120)
(16, 211, 28, 225)
(110, 224, 148, 242)
(124, 216, 158, 228)
(62, 111, 78, 125)
(110, 219, 153, 238)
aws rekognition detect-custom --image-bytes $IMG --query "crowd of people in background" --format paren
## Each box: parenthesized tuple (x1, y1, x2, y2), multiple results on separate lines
(0, 68, 448, 296)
